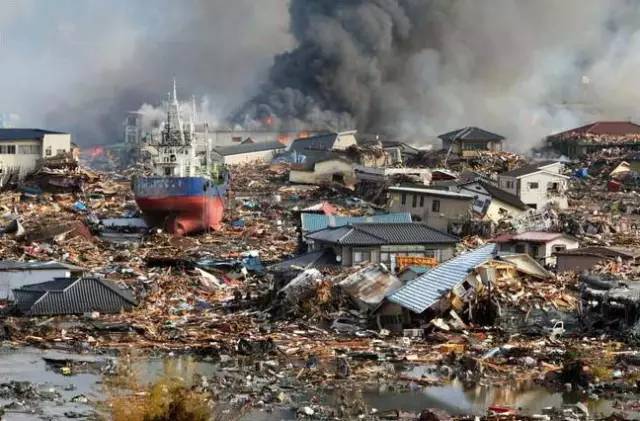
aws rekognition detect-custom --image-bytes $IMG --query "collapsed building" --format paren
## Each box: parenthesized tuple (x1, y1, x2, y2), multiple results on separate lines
(547, 121, 640, 158)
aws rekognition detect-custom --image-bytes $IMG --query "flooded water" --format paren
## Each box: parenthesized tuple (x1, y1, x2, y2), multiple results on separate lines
(0, 346, 637, 420)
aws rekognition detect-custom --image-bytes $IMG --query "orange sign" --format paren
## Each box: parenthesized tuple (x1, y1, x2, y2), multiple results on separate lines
(396, 256, 438, 271)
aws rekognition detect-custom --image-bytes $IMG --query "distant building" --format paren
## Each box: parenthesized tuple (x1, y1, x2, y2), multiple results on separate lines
(211, 140, 285, 165)
(438, 127, 504, 157)
(0, 128, 73, 184)
(288, 130, 358, 157)
(547, 121, 640, 158)
(491, 231, 579, 266)
(124, 111, 143, 145)
(387, 186, 474, 232)
(497, 161, 568, 210)
(0, 260, 85, 301)
(306, 222, 459, 268)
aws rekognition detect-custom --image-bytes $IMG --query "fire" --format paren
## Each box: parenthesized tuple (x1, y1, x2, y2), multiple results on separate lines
(263, 115, 274, 127)
(297, 131, 310, 139)
(86, 145, 105, 159)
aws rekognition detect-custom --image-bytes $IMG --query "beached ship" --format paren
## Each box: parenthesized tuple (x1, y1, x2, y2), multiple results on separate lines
(132, 81, 227, 235)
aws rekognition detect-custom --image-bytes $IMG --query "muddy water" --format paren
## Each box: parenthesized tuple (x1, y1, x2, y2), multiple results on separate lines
(0, 346, 636, 420)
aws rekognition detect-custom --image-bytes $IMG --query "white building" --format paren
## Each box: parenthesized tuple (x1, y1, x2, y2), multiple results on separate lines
(497, 161, 568, 210)
(456, 179, 529, 223)
(0, 128, 72, 183)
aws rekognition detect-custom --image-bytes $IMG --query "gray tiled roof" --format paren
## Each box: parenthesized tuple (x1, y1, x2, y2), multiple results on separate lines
(387, 243, 497, 314)
(306, 223, 459, 246)
(13, 277, 137, 316)
(0, 260, 85, 272)
(213, 140, 285, 156)
(301, 212, 412, 233)
(438, 127, 504, 142)
(289, 133, 339, 153)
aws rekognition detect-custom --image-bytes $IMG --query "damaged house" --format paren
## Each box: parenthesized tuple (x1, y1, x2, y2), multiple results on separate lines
(211, 140, 285, 165)
(547, 121, 640, 158)
(497, 161, 569, 210)
(492, 231, 579, 266)
(305, 222, 459, 268)
(455, 179, 529, 223)
(377, 244, 551, 332)
(13, 277, 137, 316)
(555, 246, 640, 273)
(387, 186, 474, 232)
(0, 260, 85, 301)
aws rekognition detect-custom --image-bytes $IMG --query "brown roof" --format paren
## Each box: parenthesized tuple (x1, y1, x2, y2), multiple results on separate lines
(550, 121, 640, 138)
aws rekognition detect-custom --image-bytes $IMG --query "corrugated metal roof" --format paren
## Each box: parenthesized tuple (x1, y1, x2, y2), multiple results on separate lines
(306, 223, 459, 246)
(387, 244, 497, 314)
(338, 265, 402, 310)
(301, 212, 412, 233)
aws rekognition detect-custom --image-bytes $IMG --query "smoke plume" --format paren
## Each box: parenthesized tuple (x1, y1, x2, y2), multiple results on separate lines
(235, 0, 640, 151)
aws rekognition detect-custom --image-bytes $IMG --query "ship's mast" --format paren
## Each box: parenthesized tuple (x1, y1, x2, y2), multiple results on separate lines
(163, 78, 185, 145)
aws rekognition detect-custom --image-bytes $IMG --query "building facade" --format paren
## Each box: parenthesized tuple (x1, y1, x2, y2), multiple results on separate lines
(387, 186, 474, 231)
(497, 161, 568, 210)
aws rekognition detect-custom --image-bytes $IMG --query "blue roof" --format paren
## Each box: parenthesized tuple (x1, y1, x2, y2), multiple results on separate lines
(387, 243, 497, 314)
(0, 128, 66, 141)
(301, 212, 412, 233)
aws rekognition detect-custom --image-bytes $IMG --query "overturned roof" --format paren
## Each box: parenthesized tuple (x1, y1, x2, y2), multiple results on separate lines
(339, 265, 403, 310)
(438, 127, 505, 142)
(213, 140, 285, 156)
(0, 260, 85, 272)
(0, 128, 67, 141)
(289, 130, 356, 153)
(307, 222, 459, 246)
(387, 244, 497, 314)
(13, 277, 137, 316)
(301, 212, 412, 233)
(459, 180, 527, 210)
(549, 121, 640, 139)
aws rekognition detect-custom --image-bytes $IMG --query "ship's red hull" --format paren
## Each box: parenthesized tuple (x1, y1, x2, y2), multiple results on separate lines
(135, 195, 224, 236)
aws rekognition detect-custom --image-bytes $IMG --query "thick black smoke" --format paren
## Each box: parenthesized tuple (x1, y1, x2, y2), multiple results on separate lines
(234, 0, 640, 150)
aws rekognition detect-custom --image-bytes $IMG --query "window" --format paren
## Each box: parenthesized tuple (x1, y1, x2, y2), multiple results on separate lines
(45, 147, 52, 156)
(164, 167, 172, 176)
(531, 245, 540, 257)
(0, 145, 16, 154)
(505, 180, 514, 189)
(380, 252, 389, 263)
(432, 200, 440, 212)
(353, 250, 370, 264)
(18, 145, 41, 154)
(552, 245, 566, 253)
(401, 193, 406, 205)
(515, 244, 526, 253)
(419, 196, 424, 207)
(56, 149, 65, 155)
(528, 182, 539, 189)
(412, 194, 417, 208)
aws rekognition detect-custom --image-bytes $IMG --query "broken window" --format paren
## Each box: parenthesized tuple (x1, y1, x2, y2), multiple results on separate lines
(515, 244, 526, 253)
(552, 245, 566, 253)
(45, 147, 52, 156)
(164, 167, 172, 176)
(528, 182, 539, 189)
(432, 200, 440, 212)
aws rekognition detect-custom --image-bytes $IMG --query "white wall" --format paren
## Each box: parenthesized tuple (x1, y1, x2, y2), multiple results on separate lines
(518, 172, 568, 210)
(42, 133, 72, 158)
(223, 149, 281, 165)
(0, 269, 70, 300)
(0, 139, 43, 178)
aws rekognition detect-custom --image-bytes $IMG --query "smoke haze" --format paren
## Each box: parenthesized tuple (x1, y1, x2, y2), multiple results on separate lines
(3, 1, 640, 150)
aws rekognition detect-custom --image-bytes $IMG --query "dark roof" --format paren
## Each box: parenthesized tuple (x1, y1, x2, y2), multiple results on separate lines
(499, 160, 560, 178)
(306, 223, 459, 246)
(459, 180, 527, 210)
(0, 129, 66, 141)
(13, 277, 137, 316)
(268, 249, 339, 272)
(214, 140, 285, 156)
(549, 121, 640, 138)
(0, 260, 85, 272)
(289, 133, 340, 153)
(438, 127, 505, 142)
(301, 212, 412, 233)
